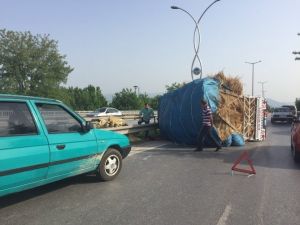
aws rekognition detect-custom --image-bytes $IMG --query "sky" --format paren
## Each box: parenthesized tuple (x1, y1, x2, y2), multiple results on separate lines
(0, 0, 300, 102)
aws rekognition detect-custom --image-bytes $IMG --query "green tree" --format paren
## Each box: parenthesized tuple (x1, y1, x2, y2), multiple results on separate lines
(0, 29, 73, 96)
(138, 93, 150, 105)
(149, 95, 161, 110)
(111, 88, 143, 110)
(165, 82, 186, 92)
(295, 98, 300, 112)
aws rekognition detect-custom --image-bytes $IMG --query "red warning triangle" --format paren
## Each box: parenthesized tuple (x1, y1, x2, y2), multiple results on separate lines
(231, 151, 256, 174)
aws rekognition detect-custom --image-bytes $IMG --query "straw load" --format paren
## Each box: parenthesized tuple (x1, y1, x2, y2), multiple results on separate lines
(211, 72, 245, 141)
(158, 72, 258, 146)
(92, 116, 128, 128)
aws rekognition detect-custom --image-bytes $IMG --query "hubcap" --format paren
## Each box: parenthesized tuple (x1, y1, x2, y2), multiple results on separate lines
(104, 154, 119, 176)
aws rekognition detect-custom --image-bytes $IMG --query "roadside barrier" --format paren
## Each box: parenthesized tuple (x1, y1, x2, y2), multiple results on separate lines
(103, 123, 158, 135)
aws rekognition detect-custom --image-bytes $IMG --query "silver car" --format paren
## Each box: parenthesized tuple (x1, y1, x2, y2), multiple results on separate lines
(87, 107, 122, 117)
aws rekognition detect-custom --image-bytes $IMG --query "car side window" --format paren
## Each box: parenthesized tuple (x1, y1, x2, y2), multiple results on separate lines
(36, 103, 82, 134)
(0, 102, 38, 137)
(111, 109, 118, 113)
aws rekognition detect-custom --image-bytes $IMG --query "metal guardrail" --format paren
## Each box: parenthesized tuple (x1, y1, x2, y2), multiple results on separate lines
(103, 123, 159, 135)
(76, 110, 158, 117)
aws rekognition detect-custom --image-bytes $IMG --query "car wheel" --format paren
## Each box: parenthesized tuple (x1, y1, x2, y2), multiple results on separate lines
(271, 119, 274, 124)
(292, 144, 300, 163)
(97, 148, 123, 181)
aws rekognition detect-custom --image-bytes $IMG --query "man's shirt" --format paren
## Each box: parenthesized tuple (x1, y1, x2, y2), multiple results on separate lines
(139, 107, 154, 121)
(202, 105, 212, 127)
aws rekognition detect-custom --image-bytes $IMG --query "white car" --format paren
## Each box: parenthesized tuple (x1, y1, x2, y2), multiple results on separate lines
(87, 107, 122, 117)
(271, 107, 293, 124)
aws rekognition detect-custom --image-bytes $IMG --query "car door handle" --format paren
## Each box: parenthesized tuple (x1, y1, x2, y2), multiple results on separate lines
(56, 144, 66, 150)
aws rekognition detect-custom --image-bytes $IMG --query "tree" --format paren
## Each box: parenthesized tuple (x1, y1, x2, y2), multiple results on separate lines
(58, 85, 107, 110)
(165, 82, 186, 92)
(0, 29, 73, 96)
(148, 95, 161, 110)
(138, 93, 150, 105)
(295, 98, 300, 112)
(111, 88, 143, 110)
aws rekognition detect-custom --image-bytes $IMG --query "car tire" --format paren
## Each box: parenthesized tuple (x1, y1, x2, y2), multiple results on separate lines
(271, 119, 274, 124)
(96, 148, 123, 181)
(292, 144, 300, 163)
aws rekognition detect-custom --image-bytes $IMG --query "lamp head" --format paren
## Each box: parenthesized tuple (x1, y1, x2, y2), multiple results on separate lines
(171, 6, 179, 9)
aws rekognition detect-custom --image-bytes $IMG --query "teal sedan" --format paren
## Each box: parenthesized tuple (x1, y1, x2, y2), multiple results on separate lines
(0, 94, 131, 197)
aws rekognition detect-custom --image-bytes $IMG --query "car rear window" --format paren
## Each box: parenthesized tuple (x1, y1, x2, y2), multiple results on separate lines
(0, 102, 38, 137)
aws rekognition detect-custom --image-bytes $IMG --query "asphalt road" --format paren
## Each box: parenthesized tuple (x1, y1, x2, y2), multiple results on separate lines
(1, 121, 300, 225)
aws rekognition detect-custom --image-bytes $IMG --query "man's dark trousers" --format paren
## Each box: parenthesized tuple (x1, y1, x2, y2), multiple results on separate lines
(138, 119, 150, 137)
(197, 126, 221, 150)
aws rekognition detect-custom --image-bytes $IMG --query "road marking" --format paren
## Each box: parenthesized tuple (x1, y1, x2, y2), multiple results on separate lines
(129, 143, 169, 156)
(217, 204, 232, 225)
(142, 155, 152, 160)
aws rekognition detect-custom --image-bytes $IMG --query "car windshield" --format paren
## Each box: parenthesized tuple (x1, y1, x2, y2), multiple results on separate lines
(95, 108, 106, 113)
(282, 105, 295, 111)
(274, 107, 290, 112)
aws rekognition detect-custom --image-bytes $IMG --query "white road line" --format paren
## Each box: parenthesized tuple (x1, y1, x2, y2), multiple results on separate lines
(129, 143, 169, 156)
(217, 204, 232, 225)
(142, 155, 152, 160)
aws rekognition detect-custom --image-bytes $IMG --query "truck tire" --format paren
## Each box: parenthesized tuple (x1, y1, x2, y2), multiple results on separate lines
(97, 148, 123, 181)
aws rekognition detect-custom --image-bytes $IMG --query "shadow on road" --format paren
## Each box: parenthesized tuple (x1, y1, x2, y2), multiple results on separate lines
(0, 174, 101, 209)
(143, 143, 300, 171)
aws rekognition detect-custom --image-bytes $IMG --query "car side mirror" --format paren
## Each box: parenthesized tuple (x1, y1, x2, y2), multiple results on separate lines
(81, 121, 93, 132)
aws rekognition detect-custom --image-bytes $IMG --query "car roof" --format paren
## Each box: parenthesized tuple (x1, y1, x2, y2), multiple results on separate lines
(282, 105, 296, 108)
(98, 107, 119, 110)
(0, 94, 61, 103)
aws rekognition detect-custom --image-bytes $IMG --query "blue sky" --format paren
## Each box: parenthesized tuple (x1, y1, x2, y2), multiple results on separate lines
(1, 0, 300, 102)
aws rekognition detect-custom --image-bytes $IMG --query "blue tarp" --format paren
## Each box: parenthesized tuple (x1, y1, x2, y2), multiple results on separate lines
(158, 77, 244, 147)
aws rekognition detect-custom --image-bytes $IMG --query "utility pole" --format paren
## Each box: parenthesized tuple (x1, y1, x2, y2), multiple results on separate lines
(258, 81, 267, 98)
(293, 33, 300, 60)
(245, 61, 262, 96)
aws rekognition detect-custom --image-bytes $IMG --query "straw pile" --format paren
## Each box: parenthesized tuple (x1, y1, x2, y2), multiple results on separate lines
(212, 71, 243, 95)
(210, 72, 246, 141)
(214, 91, 244, 140)
(92, 116, 128, 128)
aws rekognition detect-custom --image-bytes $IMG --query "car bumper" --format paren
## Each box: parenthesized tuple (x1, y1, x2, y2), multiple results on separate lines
(272, 117, 293, 121)
(121, 145, 131, 158)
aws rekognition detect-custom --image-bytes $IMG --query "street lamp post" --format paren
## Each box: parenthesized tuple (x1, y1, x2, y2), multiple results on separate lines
(171, 0, 221, 80)
(258, 81, 267, 98)
(293, 33, 300, 60)
(245, 60, 262, 96)
(133, 85, 139, 96)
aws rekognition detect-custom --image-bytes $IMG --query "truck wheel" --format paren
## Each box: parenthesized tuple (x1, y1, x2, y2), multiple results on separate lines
(97, 148, 123, 181)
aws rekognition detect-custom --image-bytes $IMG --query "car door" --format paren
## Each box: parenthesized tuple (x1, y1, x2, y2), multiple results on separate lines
(0, 101, 49, 195)
(34, 102, 98, 179)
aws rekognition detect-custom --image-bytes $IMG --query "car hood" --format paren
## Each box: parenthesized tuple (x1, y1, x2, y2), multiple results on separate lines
(93, 128, 129, 142)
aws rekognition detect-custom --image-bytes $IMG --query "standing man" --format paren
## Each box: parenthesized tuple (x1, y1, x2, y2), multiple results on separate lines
(195, 99, 222, 152)
(138, 103, 154, 138)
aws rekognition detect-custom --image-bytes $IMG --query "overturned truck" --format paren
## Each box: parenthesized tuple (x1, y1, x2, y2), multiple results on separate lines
(158, 74, 266, 147)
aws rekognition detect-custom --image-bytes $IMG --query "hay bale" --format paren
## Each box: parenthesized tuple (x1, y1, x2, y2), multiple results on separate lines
(108, 116, 128, 127)
(92, 118, 109, 128)
(213, 71, 243, 95)
(214, 91, 244, 141)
